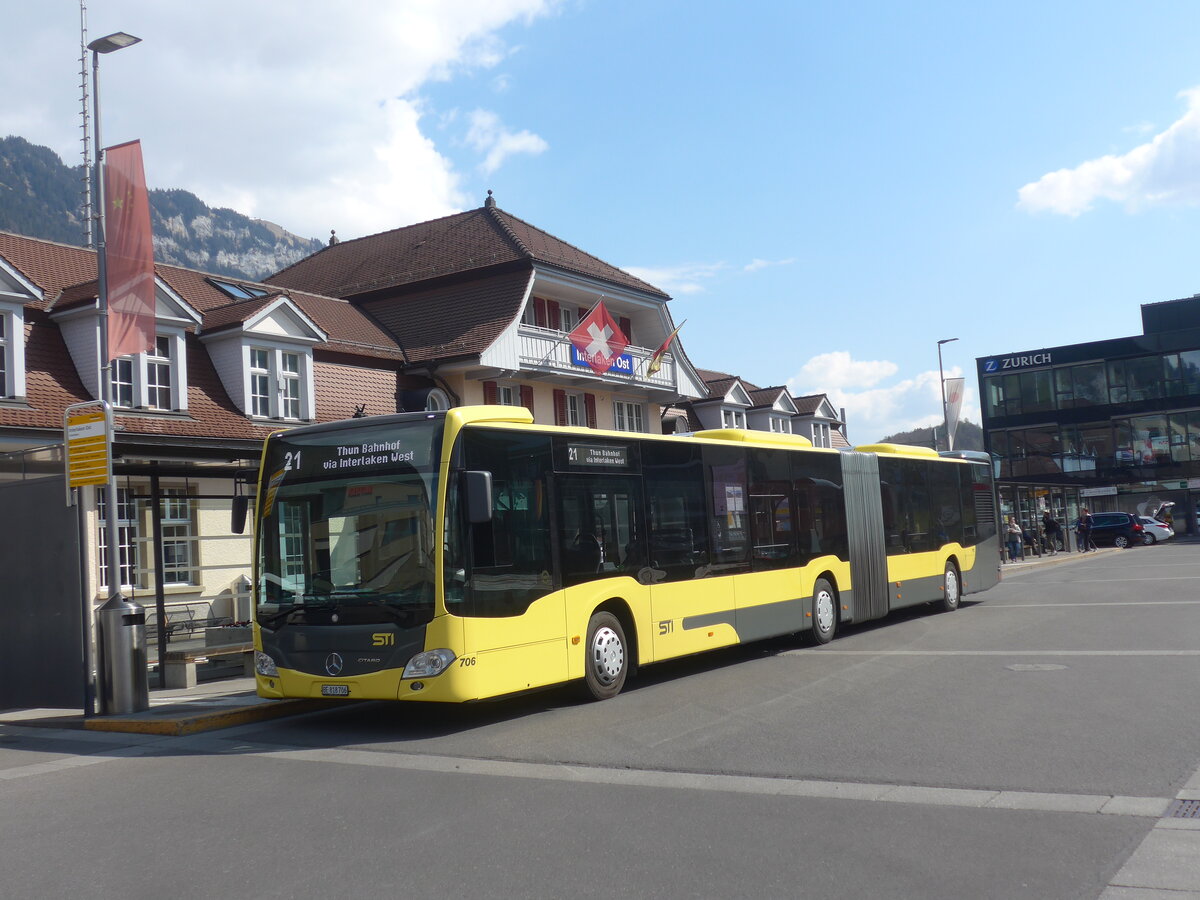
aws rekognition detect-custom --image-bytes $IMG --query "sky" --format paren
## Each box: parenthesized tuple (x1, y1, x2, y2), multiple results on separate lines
(7, 2, 1200, 442)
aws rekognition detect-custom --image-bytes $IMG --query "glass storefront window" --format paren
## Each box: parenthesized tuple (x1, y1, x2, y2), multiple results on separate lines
(1107, 360, 1127, 404)
(1020, 370, 1054, 414)
(1128, 415, 1169, 465)
(1163, 354, 1184, 398)
(1126, 357, 1163, 402)
(1078, 423, 1112, 471)
(984, 376, 1006, 418)
(1023, 427, 1062, 474)
(1181, 350, 1200, 393)
(1054, 368, 1073, 406)
(1073, 364, 1107, 406)
(1189, 412, 1200, 461)
(1114, 420, 1134, 466)
(1169, 414, 1189, 462)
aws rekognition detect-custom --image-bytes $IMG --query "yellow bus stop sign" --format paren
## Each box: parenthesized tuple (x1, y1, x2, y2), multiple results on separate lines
(64, 401, 112, 491)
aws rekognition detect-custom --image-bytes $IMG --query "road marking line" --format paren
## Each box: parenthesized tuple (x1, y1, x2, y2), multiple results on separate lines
(243, 745, 1170, 819)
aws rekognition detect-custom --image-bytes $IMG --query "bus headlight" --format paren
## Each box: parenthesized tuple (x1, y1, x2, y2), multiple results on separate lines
(403, 649, 456, 679)
(255, 651, 279, 677)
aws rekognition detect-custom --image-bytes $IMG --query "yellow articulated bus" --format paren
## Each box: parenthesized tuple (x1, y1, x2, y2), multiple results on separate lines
(240, 406, 999, 703)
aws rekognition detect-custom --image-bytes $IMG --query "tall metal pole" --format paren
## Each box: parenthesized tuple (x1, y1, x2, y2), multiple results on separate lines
(91, 46, 123, 607)
(937, 338, 959, 452)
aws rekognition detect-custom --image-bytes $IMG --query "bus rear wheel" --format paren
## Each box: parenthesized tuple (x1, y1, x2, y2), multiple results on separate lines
(810, 578, 837, 644)
(938, 562, 961, 612)
(583, 612, 628, 700)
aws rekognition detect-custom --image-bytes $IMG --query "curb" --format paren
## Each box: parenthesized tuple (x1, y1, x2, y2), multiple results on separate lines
(82, 698, 333, 737)
(1001, 547, 1122, 574)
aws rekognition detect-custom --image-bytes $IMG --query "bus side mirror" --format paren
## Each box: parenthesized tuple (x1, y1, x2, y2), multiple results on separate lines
(464, 470, 493, 524)
(231, 495, 249, 535)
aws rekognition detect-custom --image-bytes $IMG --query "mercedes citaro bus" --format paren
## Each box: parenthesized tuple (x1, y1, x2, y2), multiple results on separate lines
(235, 406, 999, 703)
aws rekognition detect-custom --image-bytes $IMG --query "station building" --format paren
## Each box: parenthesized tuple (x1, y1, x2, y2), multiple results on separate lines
(978, 294, 1200, 537)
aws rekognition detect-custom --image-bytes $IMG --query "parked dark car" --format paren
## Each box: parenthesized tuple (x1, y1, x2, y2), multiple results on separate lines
(1086, 512, 1143, 548)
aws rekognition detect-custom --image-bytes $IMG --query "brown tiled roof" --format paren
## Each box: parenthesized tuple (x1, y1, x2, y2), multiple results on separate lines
(359, 270, 531, 363)
(266, 204, 668, 300)
(747, 386, 789, 409)
(792, 393, 827, 416)
(0, 232, 98, 310)
(0, 232, 407, 445)
(695, 368, 760, 401)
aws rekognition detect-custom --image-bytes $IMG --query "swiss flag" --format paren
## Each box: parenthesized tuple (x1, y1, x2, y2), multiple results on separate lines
(568, 301, 628, 375)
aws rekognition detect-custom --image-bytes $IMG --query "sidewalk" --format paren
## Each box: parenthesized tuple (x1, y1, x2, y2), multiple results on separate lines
(1000, 545, 1124, 573)
(0, 672, 333, 737)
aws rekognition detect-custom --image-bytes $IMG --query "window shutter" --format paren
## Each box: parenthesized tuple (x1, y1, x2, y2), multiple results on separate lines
(519, 384, 534, 417)
(553, 389, 567, 426)
(618, 317, 632, 344)
(534, 297, 547, 328)
(483, 380, 498, 405)
(547, 300, 561, 331)
(584, 393, 597, 429)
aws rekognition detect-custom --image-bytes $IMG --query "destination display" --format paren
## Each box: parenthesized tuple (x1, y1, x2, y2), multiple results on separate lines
(567, 442, 630, 468)
(266, 419, 443, 482)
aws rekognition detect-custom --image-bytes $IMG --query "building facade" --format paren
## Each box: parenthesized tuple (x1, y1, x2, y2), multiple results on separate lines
(978, 295, 1200, 537)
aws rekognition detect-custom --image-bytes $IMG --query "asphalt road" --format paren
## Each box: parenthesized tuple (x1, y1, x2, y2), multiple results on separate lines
(2, 544, 1198, 899)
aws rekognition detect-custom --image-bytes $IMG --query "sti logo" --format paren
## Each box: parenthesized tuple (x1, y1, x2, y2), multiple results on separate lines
(984, 352, 1052, 373)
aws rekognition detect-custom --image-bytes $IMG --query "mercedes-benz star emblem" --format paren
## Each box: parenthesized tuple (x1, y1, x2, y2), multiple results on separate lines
(324, 652, 344, 676)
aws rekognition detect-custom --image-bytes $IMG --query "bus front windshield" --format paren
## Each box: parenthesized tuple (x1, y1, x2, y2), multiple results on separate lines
(255, 417, 443, 630)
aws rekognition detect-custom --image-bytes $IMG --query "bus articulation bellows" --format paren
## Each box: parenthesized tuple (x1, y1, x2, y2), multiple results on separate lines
(243, 407, 999, 703)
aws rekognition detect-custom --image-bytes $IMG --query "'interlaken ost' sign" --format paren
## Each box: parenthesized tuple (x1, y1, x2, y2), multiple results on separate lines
(570, 345, 634, 374)
(982, 351, 1053, 373)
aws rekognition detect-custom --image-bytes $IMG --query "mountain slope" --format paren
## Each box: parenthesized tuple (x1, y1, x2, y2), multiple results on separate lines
(0, 135, 322, 281)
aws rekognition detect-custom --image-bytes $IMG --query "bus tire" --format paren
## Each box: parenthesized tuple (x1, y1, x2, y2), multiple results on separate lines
(938, 561, 961, 612)
(583, 612, 628, 701)
(810, 577, 837, 644)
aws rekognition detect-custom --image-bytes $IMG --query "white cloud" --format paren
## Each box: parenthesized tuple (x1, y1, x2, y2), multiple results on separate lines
(788, 352, 979, 443)
(623, 262, 726, 295)
(465, 109, 549, 175)
(0, 1, 559, 240)
(743, 257, 795, 273)
(1018, 87, 1200, 216)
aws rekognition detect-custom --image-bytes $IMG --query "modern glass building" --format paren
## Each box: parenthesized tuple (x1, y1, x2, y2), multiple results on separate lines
(978, 294, 1200, 540)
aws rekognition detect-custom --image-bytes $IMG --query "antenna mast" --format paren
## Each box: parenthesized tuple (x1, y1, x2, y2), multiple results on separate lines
(79, 0, 93, 246)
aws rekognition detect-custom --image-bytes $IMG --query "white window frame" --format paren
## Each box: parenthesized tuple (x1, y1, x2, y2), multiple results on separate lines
(0, 302, 27, 400)
(811, 423, 831, 448)
(158, 487, 198, 586)
(613, 399, 646, 433)
(722, 408, 746, 429)
(246, 344, 312, 422)
(566, 392, 584, 427)
(97, 486, 138, 591)
(497, 383, 519, 407)
(108, 330, 188, 412)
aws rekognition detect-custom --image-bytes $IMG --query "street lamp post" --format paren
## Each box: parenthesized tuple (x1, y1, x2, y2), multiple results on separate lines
(87, 31, 140, 605)
(937, 338, 959, 452)
(88, 32, 142, 715)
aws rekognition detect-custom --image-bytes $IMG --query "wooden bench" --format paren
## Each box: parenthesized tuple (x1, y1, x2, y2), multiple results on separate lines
(162, 642, 255, 689)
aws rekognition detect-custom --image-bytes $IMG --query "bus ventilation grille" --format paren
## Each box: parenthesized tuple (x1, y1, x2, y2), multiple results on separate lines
(1166, 799, 1200, 819)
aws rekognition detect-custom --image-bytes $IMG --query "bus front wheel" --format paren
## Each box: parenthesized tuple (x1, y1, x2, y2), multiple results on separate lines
(938, 562, 961, 612)
(583, 612, 628, 700)
(811, 578, 837, 644)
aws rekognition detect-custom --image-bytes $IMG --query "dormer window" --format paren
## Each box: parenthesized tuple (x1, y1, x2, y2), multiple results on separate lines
(108, 332, 187, 411)
(0, 301, 28, 401)
(249, 346, 306, 421)
(722, 408, 746, 429)
(0, 314, 9, 397)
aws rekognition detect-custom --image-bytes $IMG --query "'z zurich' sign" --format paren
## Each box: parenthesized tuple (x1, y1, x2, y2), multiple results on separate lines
(983, 352, 1052, 373)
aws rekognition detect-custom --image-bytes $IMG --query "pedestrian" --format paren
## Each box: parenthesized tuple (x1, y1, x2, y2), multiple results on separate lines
(1005, 515, 1024, 562)
(1075, 507, 1095, 552)
(1041, 511, 1061, 554)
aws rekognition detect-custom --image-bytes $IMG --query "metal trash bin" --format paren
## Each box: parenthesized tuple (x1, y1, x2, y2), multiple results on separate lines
(96, 595, 149, 715)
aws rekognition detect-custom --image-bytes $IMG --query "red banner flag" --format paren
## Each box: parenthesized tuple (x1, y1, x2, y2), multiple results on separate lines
(104, 140, 156, 361)
(568, 301, 629, 375)
(646, 320, 685, 376)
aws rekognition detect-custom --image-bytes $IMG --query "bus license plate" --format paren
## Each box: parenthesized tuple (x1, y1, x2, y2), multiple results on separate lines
(321, 684, 350, 697)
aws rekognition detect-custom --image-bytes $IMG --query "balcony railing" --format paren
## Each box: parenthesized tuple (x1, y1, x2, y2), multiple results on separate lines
(518, 324, 676, 390)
